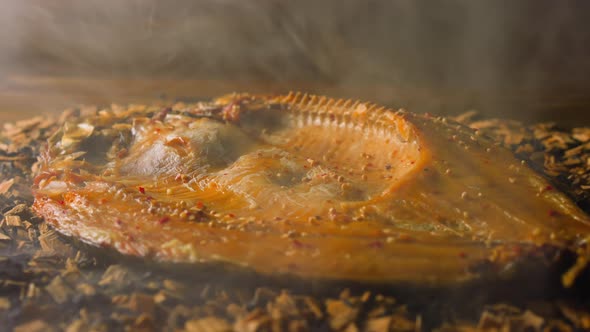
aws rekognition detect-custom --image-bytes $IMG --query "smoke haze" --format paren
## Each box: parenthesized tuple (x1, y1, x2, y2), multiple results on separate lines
(1, 0, 589, 123)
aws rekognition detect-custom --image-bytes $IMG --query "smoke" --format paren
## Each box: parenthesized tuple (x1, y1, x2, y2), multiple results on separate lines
(0, 0, 589, 123)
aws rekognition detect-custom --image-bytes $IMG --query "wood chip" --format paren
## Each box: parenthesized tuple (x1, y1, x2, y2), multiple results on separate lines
(0, 231, 10, 242)
(226, 303, 247, 319)
(326, 299, 359, 331)
(14, 320, 55, 332)
(364, 316, 392, 332)
(76, 283, 97, 297)
(344, 323, 360, 332)
(303, 297, 324, 320)
(234, 309, 272, 332)
(518, 310, 545, 330)
(0, 178, 14, 195)
(154, 291, 168, 304)
(38, 230, 73, 255)
(186, 317, 232, 332)
(389, 315, 416, 332)
(26, 283, 40, 298)
(128, 292, 156, 316)
(4, 215, 22, 227)
(573, 128, 590, 143)
(287, 319, 308, 332)
(64, 320, 86, 332)
(98, 264, 132, 289)
(5, 203, 34, 219)
(134, 312, 155, 330)
(163, 278, 187, 295)
(271, 291, 299, 318)
(0, 297, 11, 310)
(559, 302, 590, 329)
(45, 275, 74, 304)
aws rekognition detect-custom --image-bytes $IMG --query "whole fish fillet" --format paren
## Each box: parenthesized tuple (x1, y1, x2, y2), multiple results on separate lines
(33, 93, 590, 285)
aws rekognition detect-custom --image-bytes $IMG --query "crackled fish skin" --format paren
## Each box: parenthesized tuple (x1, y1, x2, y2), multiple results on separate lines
(33, 93, 590, 285)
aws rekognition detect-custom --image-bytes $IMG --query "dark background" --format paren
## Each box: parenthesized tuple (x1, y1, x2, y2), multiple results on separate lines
(1, 0, 589, 125)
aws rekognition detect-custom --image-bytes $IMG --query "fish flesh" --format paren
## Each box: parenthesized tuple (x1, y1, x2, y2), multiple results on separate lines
(33, 93, 590, 285)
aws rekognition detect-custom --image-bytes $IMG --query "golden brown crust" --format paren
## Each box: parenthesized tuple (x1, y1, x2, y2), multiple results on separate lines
(32, 93, 590, 285)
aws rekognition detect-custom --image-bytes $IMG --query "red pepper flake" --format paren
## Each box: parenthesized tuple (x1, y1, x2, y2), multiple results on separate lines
(458, 252, 467, 258)
(58, 200, 65, 205)
(368, 240, 384, 249)
(545, 185, 553, 191)
(138, 187, 146, 194)
(33, 171, 59, 186)
(397, 234, 415, 242)
(221, 100, 242, 122)
(196, 201, 204, 209)
(65, 172, 85, 184)
(227, 213, 235, 218)
(548, 210, 559, 217)
(116, 219, 123, 226)
(166, 136, 188, 146)
(158, 216, 170, 225)
(152, 107, 171, 122)
(116, 149, 128, 159)
(292, 239, 304, 248)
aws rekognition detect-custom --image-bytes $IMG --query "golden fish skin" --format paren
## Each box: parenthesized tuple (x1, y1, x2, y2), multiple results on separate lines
(33, 93, 590, 285)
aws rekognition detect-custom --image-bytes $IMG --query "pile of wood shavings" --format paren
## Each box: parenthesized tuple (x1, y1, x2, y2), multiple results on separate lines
(455, 111, 590, 211)
(1, 107, 590, 331)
